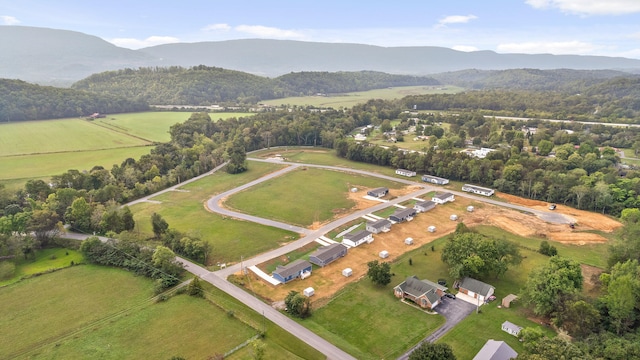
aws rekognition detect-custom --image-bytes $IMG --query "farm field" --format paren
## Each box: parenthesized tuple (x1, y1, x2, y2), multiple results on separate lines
(130, 161, 298, 265)
(225, 167, 405, 227)
(260, 85, 464, 108)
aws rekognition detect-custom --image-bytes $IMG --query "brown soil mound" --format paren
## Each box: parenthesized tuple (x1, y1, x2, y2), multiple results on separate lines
(496, 193, 622, 232)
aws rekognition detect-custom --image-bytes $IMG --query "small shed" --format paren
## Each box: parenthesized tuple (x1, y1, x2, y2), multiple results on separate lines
(350, 187, 358, 193)
(428, 226, 436, 233)
(379, 250, 389, 259)
(450, 214, 458, 221)
(342, 268, 353, 277)
(467, 206, 474, 212)
(303, 287, 315, 297)
(404, 237, 414, 245)
(501, 321, 523, 337)
(502, 294, 518, 308)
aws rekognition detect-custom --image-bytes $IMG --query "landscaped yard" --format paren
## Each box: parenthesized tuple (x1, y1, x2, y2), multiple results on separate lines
(224, 167, 404, 227)
(130, 161, 299, 265)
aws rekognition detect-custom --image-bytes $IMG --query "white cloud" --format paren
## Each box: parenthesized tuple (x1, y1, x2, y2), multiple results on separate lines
(109, 36, 180, 49)
(497, 40, 597, 54)
(202, 23, 231, 32)
(1, 15, 20, 25)
(525, 0, 640, 15)
(437, 14, 478, 27)
(452, 45, 479, 52)
(234, 25, 304, 39)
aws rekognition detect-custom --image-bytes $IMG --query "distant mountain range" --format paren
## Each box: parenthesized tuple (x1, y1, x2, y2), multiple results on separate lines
(2, 26, 640, 85)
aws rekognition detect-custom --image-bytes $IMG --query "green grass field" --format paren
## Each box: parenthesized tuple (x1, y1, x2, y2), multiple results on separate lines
(260, 85, 464, 108)
(0, 247, 84, 287)
(130, 161, 299, 265)
(304, 279, 446, 359)
(94, 112, 251, 143)
(225, 167, 404, 227)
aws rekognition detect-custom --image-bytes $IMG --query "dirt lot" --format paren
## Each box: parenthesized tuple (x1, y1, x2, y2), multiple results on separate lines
(238, 188, 621, 305)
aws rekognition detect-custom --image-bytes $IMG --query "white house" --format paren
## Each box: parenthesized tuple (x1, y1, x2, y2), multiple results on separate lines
(432, 192, 455, 204)
(421, 175, 449, 185)
(414, 200, 436, 213)
(462, 184, 495, 197)
(396, 169, 417, 177)
(342, 230, 373, 248)
(471, 147, 496, 159)
(501, 321, 522, 337)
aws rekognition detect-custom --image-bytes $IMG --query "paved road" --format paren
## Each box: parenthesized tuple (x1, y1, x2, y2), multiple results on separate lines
(397, 297, 476, 360)
(179, 257, 357, 360)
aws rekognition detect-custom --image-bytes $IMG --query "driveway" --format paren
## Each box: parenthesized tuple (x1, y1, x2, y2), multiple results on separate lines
(397, 296, 476, 360)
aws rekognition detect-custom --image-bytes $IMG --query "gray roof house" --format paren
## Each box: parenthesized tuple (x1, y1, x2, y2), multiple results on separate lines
(422, 175, 449, 185)
(501, 321, 523, 337)
(472, 339, 517, 360)
(394, 275, 448, 310)
(432, 192, 455, 204)
(342, 230, 373, 248)
(272, 259, 312, 284)
(414, 200, 436, 213)
(366, 218, 392, 234)
(367, 187, 389, 198)
(458, 277, 495, 303)
(308, 243, 348, 267)
(389, 208, 417, 223)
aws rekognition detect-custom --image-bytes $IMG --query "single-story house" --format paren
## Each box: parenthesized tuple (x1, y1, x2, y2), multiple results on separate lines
(394, 275, 448, 310)
(367, 187, 389, 198)
(462, 184, 495, 197)
(272, 259, 312, 284)
(366, 218, 392, 234)
(432, 192, 455, 204)
(501, 321, 522, 337)
(458, 277, 495, 303)
(342, 230, 373, 248)
(389, 208, 417, 223)
(414, 200, 436, 213)
(472, 339, 517, 360)
(421, 175, 449, 185)
(308, 243, 348, 267)
(396, 169, 417, 177)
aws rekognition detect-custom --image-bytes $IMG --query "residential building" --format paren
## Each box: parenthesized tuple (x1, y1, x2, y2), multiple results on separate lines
(389, 208, 417, 223)
(473, 340, 517, 360)
(366, 218, 392, 234)
(462, 184, 495, 196)
(394, 275, 448, 310)
(432, 192, 455, 204)
(342, 230, 373, 247)
(367, 187, 389, 198)
(414, 200, 436, 213)
(421, 175, 449, 185)
(272, 259, 312, 284)
(308, 243, 348, 267)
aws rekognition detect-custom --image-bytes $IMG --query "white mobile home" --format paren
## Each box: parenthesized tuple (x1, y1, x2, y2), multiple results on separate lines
(462, 184, 495, 197)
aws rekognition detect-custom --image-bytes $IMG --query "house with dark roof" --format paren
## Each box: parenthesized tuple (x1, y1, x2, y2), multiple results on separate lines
(458, 277, 495, 303)
(308, 243, 348, 267)
(422, 175, 449, 185)
(394, 275, 448, 310)
(389, 208, 417, 223)
(272, 259, 312, 284)
(366, 218, 392, 234)
(414, 200, 436, 213)
(501, 321, 522, 337)
(472, 339, 517, 360)
(432, 192, 455, 204)
(367, 187, 389, 198)
(342, 230, 373, 248)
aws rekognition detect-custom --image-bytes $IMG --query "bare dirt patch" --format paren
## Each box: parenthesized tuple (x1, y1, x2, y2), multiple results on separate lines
(495, 193, 622, 233)
(581, 264, 604, 297)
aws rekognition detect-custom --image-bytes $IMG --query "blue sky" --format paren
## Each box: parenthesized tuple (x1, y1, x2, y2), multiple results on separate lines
(1, 0, 640, 58)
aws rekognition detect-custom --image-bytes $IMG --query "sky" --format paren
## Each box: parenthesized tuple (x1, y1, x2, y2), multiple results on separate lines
(1, 0, 640, 58)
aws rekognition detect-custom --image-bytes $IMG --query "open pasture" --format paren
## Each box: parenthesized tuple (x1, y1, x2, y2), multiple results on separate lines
(224, 167, 405, 227)
(131, 161, 298, 265)
(0, 247, 84, 287)
(259, 85, 463, 108)
(94, 111, 251, 143)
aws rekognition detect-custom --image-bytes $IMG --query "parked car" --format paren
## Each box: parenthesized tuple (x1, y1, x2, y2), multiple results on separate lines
(444, 293, 456, 299)
(437, 279, 447, 286)
(549, 203, 556, 210)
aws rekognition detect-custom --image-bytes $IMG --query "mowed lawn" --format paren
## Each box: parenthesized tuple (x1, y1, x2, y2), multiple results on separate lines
(259, 85, 463, 108)
(0, 146, 153, 181)
(0, 118, 150, 156)
(94, 112, 252, 143)
(225, 167, 405, 227)
(304, 279, 446, 359)
(131, 161, 298, 265)
(0, 247, 84, 287)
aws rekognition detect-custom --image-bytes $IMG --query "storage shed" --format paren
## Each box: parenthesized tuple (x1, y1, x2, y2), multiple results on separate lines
(303, 287, 315, 297)
(450, 214, 458, 221)
(467, 206, 474, 212)
(379, 250, 389, 259)
(342, 268, 353, 277)
(405, 237, 413, 245)
(428, 226, 436, 233)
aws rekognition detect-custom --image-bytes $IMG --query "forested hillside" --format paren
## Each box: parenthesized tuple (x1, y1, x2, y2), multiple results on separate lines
(71, 66, 440, 105)
(403, 77, 640, 123)
(0, 79, 149, 122)
(431, 68, 633, 91)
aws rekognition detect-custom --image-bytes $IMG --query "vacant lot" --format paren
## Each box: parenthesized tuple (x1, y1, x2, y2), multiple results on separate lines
(131, 161, 298, 265)
(225, 167, 405, 227)
(0, 247, 84, 287)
